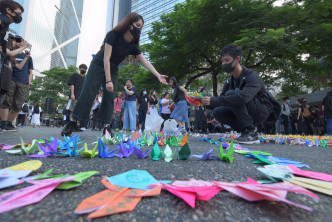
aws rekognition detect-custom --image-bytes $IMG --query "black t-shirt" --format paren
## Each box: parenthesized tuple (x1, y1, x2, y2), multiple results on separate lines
(95, 31, 141, 66)
(138, 95, 149, 110)
(0, 14, 10, 57)
(323, 94, 332, 118)
(149, 97, 158, 106)
(173, 85, 186, 103)
(12, 53, 34, 84)
(68, 73, 85, 99)
(124, 87, 136, 101)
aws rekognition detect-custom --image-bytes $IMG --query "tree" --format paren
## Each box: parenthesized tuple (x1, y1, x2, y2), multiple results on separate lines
(144, 0, 331, 96)
(28, 66, 77, 109)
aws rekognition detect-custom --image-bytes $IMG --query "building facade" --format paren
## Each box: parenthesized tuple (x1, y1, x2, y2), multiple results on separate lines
(131, 0, 185, 45)
(109, 0, 132, 29)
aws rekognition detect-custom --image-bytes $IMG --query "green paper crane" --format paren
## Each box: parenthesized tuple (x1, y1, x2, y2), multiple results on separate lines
(320, 140, 327, 148)
(178, 143, 191, 160)
(79, 143, 98, 158)
(6, 138, 40, 155)
(219, 140, 234, 164)
(251, 154, 275, 165)
(177, 135, 184, 143)
(147, 135, 154, 146)
(170, 135, 179, 147)
(138, 137, 147, 146)
(34, 168, 99, 189)
(162, 145, 177, 162)
(151, 143, 161, 160)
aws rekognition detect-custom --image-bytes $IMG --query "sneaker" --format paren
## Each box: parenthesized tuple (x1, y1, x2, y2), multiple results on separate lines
(61, 121, 76, 136)
(2, 121, 19, 132)
(235, 129, 260, 145)
(80, 127, 86, 131)
(102, 125, 114, 137)
(73, 124, 83, 132)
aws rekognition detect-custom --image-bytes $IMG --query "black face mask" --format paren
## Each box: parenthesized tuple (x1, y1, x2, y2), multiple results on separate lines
(130, 25, 141, 39)
(222, 60, 236, 73)
(80, 70, 86, 74)
(12, 11, 22, 24)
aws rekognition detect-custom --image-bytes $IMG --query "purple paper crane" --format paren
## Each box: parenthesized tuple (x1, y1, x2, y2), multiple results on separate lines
(134, 147, 151, 159)
(191, 149, 219, 160)
(114, 142, 133, 158)
(27, 137, 59, 158)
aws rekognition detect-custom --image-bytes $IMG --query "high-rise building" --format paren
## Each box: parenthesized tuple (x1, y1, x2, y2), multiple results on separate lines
(22, 0, 84, 72)
(109, 0, 132, 29)
(131, 0, 185, 45)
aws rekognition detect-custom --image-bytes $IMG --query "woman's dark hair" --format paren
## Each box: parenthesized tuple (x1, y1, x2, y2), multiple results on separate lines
(140, 88, 146, 97)
(169, 76, 178, 87)
(126, 79, 134, 86)
(34, 102, 40, 106)
(163, 92, 170, 97)
(0, 0, 24, 14)
(101, 12, 144, 51)
(149, 89, 156, 99)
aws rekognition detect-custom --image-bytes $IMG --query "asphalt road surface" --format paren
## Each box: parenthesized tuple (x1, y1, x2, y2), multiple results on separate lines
(0, 127, 331, 222)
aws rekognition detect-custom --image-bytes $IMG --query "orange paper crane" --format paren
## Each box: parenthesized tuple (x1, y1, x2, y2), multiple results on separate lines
(75, 176, 161, 219)
(180, 134, 188, 147)
(158, 137, 165, 146)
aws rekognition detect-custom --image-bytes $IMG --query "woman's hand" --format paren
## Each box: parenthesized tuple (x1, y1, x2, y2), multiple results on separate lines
(157, 74, 168, 85)
(106, 81, 113, 92)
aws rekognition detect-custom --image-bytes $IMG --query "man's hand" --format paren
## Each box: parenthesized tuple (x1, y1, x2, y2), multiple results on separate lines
(25, 50, 31, 57)
(71, 95, 75, 101)
(201, 97, 211, 105)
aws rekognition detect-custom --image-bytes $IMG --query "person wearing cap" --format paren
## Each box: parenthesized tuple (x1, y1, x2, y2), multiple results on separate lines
(0, 0, 27, 108)
(0, 34, 32, 132)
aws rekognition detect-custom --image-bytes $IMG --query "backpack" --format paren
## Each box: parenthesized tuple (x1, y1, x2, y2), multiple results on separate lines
(265, 91, 282, 124)
(22, 104, 29, 113)
(303, 105, 311, 118)
(33, 106, 40, 114)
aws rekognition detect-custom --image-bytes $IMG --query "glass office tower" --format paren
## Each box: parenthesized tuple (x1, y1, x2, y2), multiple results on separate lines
(131, 0, 185, 45)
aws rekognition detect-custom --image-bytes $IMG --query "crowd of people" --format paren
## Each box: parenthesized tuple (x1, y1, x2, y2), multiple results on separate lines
(0, 1, 331, 143)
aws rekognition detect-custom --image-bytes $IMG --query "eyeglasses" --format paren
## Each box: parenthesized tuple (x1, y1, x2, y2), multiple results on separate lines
(14, 38, 22, 43)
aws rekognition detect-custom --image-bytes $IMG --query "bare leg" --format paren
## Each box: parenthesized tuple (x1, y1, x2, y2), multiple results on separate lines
(8, 110, 20, 122)
(0, 108, 9, 121)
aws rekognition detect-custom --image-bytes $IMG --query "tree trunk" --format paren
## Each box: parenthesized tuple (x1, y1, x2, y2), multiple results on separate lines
(212, 72, 218, 96)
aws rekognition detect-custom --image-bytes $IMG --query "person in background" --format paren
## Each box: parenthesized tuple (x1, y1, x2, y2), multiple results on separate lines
(91, 91, 102, 131)
(322, 91, 332, 135)
(30, 101, 41, 127)
(301, 98, 313, 135)
(122, 79, 137, 132)
(169, 76, 188, 134)
(159, 94, 164, 115)
(160, 92, 172, 131)
(0, 34, 31, 132)
(137, 88, 149, 132)
(17, 101, 28, 127)
(61, 64, 87, 135)
(112, 92, 123, 130)
(280, 96, 291, 135)
(0, 0, 27, 106)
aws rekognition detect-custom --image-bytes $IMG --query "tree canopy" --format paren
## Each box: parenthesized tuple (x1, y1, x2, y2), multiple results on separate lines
(142, 0, 331, 97)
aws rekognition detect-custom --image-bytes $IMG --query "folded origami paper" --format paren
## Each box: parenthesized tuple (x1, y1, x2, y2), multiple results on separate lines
(6, 138, 39, 155)
(0, 177, 75, 214)
(235, 150, 272, 156)
(257, 165, 293, 182)
(107, 169, 170, 190)
(219, 140, 234, 163)
(161, 145, 177, 162)
(48, 135, 82, 157)
(27, 137, 59, 158)
(288, 176, 332, 196)
(288, 165, 332, 181)
(147, 135, 154, 146)
(0, 169, 31, 189)
(33, 169, 99, 190)
(180, 134, 188, 147)
(79, 143, 98, 158)
(151, 143, 162, 160)
(178, 143, 191, 160)
(114, 142, 133, 158)
(213, 178, 318, 211)
(191, 149, 219, 160)
(97, 138, 118, 158)
(267, 156, 309, 168)
(170, 135, 179, 147)
(6, 160, 42, 171)
(134, 147, 151, 159)
(158, 137, 165, 146)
